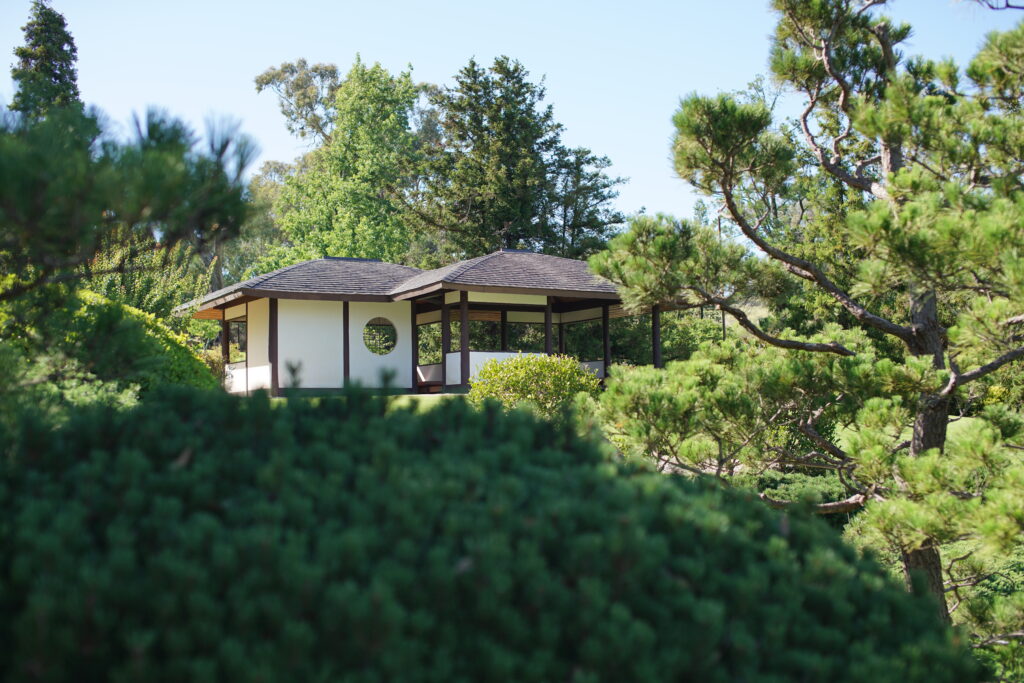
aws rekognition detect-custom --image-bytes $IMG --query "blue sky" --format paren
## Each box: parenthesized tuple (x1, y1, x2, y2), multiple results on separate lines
(1, 1, 1019, 219)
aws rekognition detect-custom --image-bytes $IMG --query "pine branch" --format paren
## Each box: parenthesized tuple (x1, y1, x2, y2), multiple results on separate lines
(941, 346, 1024, 395)
(719, 187, 912, 343)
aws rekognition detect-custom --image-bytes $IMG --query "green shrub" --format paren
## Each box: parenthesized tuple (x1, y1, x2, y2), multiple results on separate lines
(66, 291, 218, 393)
(468, 353, 601, 419)
(0, 386, 980, 682)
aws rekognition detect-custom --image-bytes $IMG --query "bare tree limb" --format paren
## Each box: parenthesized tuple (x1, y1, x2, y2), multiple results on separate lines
(759, 491, 868, 514)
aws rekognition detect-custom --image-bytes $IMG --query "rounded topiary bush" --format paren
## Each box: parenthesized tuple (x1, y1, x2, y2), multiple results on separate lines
(468, 352, 601, 418)
(68, 291, 218, 393)
(0, 387, 979, 682)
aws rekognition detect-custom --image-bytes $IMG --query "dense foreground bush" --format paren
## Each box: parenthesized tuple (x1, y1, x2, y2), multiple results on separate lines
(468, 352, 601, 419)
(0, 387, 979, 682)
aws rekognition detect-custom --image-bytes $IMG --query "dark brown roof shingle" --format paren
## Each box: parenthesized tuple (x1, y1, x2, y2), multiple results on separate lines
(180, 250, 618, 313)
(389, 250, 618, 297)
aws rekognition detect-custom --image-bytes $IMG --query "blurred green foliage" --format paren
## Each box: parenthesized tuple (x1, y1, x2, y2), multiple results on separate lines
(0, 385, 980, 682)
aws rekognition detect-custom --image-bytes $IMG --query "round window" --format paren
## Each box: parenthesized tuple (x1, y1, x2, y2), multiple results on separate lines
(363, 317, 397, 355)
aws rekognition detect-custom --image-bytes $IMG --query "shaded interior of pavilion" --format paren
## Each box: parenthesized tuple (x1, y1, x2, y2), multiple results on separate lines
(410, 292, 674, 393)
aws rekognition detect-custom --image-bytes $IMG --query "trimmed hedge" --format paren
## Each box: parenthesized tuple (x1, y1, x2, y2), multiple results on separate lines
(0, 387, 979, 682)
(468, 352, 601, 419)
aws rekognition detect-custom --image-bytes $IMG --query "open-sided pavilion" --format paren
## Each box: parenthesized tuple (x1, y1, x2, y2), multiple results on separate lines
(178, 249, 666, 395)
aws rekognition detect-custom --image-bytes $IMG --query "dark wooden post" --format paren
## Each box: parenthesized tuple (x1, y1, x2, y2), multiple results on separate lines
(441, 299, 450, 391)
(500, 310, 508, 352)
(245, 301, 250, 395)
(558, 321, 565, 355)
(343, 301, 350, 386)
(269, 298, 279, 396)
(544, 298, 553, 355)
(602, 303, 611, 379)
(652, 304, 663, 369)
(410, 301, 418, 392)
(220, 318, 230, 371)
(460, 291, 470, 388)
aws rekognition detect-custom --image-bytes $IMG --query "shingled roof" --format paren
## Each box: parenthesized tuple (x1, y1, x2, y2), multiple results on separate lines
(389, 250, 618, 298)
(180, 250, 619, 314)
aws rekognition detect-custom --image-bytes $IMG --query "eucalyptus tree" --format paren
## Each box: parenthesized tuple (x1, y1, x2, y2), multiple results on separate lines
(592, 0, 1024, 632)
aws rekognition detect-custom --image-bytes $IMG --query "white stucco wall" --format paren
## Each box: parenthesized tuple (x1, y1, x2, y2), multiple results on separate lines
(246, 298, 271, 391)
(278, 299, 345, 389)
(444, 291, 548, 306)
(348, 301, 413, 389)
(224, 303, 247, 321)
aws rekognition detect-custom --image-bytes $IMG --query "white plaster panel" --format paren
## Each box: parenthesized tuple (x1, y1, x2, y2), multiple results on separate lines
(246, 364, 272, 391)
(444, 291, 549, 306)
(224, 303, 247, 321)
(560, 307, 603, 324)
(278, 300, 344, 389)
(348, 301, 413, 389)
(507, 311, 546, 324)
(417, 310, 442, 325)
(247, 299, 269, 368)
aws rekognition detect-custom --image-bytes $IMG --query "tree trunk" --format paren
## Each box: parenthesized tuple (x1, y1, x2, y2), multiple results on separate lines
(904, 290, 951, 624)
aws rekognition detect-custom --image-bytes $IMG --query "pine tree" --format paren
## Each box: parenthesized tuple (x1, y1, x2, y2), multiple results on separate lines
(592, 0, 1024, 633)
(10, 0, 82, 118)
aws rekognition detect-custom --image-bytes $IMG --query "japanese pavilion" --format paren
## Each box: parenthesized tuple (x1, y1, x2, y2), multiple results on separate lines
(178, 249, 666, 394)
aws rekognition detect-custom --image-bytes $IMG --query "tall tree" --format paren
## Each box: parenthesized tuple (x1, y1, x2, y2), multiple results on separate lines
(10, 0, 81, 118)
(546, 146, 625, 259)
(253, 57, 420, 270)
(255, 59, 341, 144)
(412, 57, 624, 257)
(592, 0, 1024, 632)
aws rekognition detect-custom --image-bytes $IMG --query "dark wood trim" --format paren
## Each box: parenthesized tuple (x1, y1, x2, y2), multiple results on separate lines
(450, 283, 620, 300)
(242, 288, 391, 303)
(544, 298, 553, 355)
(393, 281, 619, 301)
(269, 298, 279, 396)
(602, 303, 611, 376)
(441, 301, 450, 391)
(652, 304, 663, 369)
(343, 301, 350, 385)
(220, 319, 230, 370)
(245, 301, 250, 396)
(410, 302, 418, 391)
(391, 282, 445, 301)
(500, 310, 508, 351)
(558, 322, 565, 354)
(460, 291, 470, 388)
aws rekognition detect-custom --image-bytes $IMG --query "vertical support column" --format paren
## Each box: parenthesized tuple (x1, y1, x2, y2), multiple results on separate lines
(343, 301, 350, 386)
(652, 304, 663, 369)
(460, 291, 470, 388)
(558, 321, 565, 355)
(245, 301, 250, 396)
(410, 301, 419, 392)
(500, 310, 508, 352)
(602, 303, 611, 380)
(441, 299, 450, 391)
(544, 297, 553, 355)
(220, 317, 230, 373)
(269, 298, 279, 397)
